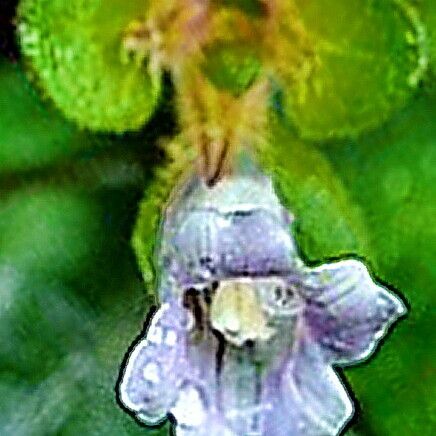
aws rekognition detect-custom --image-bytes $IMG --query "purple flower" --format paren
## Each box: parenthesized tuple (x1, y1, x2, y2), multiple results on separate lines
(118, 164, 406, 435)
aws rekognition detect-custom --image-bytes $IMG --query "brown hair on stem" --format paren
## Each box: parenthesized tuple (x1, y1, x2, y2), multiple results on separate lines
(122, 0, 314, 185)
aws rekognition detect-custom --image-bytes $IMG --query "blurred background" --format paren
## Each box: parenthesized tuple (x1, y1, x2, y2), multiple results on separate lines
(0, 0, 435, 435)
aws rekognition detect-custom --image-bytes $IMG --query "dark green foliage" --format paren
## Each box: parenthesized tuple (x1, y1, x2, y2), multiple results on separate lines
(218, 0, 265, 17)
(0, 139, 166, 434)
(0, 60, 83, 172)
(0, 0, 19, 59)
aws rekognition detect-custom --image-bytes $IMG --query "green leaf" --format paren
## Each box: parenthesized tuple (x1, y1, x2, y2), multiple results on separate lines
(283, 0, 426, 140)
(324, 93, 436, 435)
(18, 0, 161, 133)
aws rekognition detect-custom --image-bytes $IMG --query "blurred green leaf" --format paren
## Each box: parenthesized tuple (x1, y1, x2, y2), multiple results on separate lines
(0, 118, 168, 433)
(325, 93, 436, 435)
(0, 175, 167, 434)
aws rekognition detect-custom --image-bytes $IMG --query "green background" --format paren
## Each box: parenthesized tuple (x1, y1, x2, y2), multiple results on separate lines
(0, 0, 434, 434)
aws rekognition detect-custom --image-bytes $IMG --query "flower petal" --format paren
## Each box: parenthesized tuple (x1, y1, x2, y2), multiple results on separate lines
(302, 259, 406, 364)
(170, 170, 287, 218)
(262, 336, 353, 435)
(118, 301, 190, 424)
(175, 412, 237, 436)
(163, 207, 298, 286)
(221, 209, 299, 276)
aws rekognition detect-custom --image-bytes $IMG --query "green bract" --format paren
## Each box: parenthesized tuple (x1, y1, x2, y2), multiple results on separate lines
(260, 116, 369, 261)
(283, 0, 427, 140)
(202, 42, 262, 96)
(18, 0, 160, 133)
(132, 142, 194, 290)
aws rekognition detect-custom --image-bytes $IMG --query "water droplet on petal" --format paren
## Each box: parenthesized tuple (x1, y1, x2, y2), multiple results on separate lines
(298, 420, 307, 430)
(148, 326, 163, 344)
(171, 383, 208, 428)
(143, 362, 161, 384)
(164, 329, 178, 347)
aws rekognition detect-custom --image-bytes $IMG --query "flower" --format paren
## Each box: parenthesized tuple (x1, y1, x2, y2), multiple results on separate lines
(118, 161, 406, 435)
